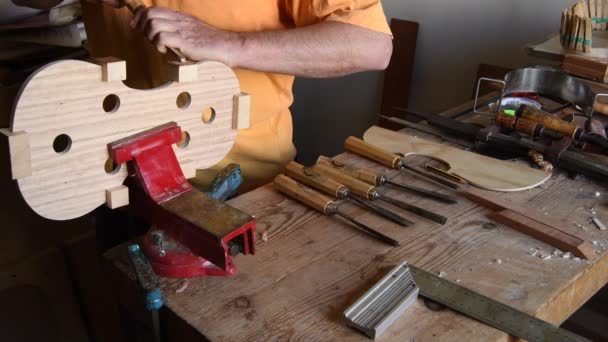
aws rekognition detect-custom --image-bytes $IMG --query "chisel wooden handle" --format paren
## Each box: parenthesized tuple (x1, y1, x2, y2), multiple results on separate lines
(595, 101, 608, 116)
(516, 105, 578, 137)
(285, 161, 348, 199)
(274, 175, 336, 215)
(126, 0, 188, 62)
(345, 137, 401, 170)
(316, 156, 384, 186)
(313, 164, 376, 200)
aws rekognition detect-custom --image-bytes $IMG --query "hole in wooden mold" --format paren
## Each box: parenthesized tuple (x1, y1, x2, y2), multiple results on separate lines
(176, 92, 191, 109)
(52, 134, 72, 153)
(103, 94, 120, 113)
(202, 107, 216, 124)
(176, 131, 191, 149)
(104, 158, 121, 175)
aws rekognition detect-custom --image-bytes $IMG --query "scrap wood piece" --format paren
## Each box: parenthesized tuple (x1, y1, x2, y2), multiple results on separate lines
(363, 126, 551, 192)
(563, 54, 608, 83)
(462, 189, 598, 261)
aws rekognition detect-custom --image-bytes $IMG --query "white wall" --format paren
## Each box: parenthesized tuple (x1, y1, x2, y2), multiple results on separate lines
(291, 0, 573, 164)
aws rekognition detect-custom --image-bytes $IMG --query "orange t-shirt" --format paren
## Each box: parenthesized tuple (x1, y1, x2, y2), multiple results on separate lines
(82, 0, 391, 191)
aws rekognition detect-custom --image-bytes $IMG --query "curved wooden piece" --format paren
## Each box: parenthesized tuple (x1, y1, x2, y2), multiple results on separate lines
(363, 126, 551, 192)
(9, 58, 246, 220)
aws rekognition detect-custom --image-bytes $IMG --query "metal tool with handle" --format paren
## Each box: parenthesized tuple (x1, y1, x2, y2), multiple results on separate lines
(345, 137, 460, 190)
(126, 0, 188, 62)
(285, 162, 413, 227)
(410, 264, 590, 342)
(312, 163, 448, 224)
(274, 175, 400, 246)
(127, 243, 164, 342)
(316, 156, 458, 204)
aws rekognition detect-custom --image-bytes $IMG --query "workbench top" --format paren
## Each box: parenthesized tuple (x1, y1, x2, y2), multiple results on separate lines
(105, 101, 608, 341)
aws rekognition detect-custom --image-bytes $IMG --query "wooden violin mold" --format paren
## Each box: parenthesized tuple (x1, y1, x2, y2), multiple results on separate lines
(1, 58, 250, 221)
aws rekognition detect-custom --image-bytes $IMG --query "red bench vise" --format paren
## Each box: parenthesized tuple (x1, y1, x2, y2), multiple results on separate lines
(108, 122, 256, 278)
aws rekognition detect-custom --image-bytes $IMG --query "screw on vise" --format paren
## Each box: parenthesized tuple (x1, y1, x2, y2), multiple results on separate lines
(152, 232, 166, 257)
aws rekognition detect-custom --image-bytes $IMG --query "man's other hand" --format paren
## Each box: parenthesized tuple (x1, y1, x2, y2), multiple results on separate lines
(132, 7, 240, 65)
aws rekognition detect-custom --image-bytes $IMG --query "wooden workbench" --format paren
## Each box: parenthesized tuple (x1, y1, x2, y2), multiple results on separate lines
(105, 100, 608, 341)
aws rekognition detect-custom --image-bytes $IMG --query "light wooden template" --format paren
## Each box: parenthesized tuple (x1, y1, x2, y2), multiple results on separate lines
(1, 58, 249, 221)
(363, 126, 551, 192)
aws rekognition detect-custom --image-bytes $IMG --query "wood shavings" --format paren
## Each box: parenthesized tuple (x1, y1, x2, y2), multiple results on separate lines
(261, 231, 269, 242)
(574, 223, 588, 231)
(591, 217, 607, 231)
(175, 279, 189, 294)
(541, 254, 552, 261)
(528, 150, 553, 172)
(594, 191, 602, 198)
(493, 258, 502, 264)
(552, 249, 564, 257)
(438, 271, 447, 278)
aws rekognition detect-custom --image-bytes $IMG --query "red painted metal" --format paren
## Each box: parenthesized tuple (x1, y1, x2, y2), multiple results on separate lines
(108, 122, 256, 278)
(109, 123, 192, 203)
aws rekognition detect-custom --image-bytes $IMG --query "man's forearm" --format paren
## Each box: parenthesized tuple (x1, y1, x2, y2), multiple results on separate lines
(231, 21, 392, 78)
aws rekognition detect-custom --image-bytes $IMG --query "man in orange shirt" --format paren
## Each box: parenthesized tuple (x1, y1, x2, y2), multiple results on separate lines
(16, 0, 393, 191)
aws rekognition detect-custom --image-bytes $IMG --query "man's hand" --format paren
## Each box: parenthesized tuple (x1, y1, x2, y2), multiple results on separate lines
(132, 7, 240, 65)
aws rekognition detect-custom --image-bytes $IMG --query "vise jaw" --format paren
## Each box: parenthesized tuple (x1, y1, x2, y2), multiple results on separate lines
(108, 122, 256, 278)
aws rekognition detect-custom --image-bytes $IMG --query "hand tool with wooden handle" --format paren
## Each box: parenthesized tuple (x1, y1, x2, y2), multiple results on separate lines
(126, 0, 188, 62)
(312, 163, 448, 225)
(316, 156, 458, 204)
(345, 137, 460, 190)
(515, 105, 608, 150)
(274, 175, 400, 246)
(285, 162, 413, 227)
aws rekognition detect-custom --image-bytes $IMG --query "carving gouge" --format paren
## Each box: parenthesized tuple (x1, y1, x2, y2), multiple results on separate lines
(345, 137, 460, 190)
(126, 0, 188, 62)
(285, 162, 413, 227)
(316, 156, 458, 204)
(274, 175, 400, 246)
(312, 163, 448, 225)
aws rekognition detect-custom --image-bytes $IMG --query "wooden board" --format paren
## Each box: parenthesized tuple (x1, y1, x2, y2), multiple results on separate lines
(362, 126, 551, 192)
(105, 150, 608, 341)
(5, 58, 247, 221)
(530, 33, 608, 60)
(563, 54, 608, 83)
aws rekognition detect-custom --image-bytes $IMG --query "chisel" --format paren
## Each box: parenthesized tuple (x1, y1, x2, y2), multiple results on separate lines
(285, 162, 413, 227)
(345, 137, 460, 190)
(316, 156, 458, 204)
(312, 163, 448, 225)
(274, 175, 400, 246)
(126, 0, 188, 62)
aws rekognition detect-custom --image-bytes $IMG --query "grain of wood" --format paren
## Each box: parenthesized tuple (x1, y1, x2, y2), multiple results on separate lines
(363, 126, 551, 192)
(7, 59, 245, 220)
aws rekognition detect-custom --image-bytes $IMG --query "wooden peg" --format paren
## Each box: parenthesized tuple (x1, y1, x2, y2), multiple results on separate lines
(0, 129, 32, 180)
(93, 57, 127, 82)
(167, 61, 199, 82)
(105, 185, 129, 209)
(180, 159, 197, 179)
(232, 93, 251, 130)
(584, 17, 593, 52)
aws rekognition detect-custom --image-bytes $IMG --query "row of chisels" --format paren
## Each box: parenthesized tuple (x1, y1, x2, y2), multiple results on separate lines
(273, 137, 460, 246)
